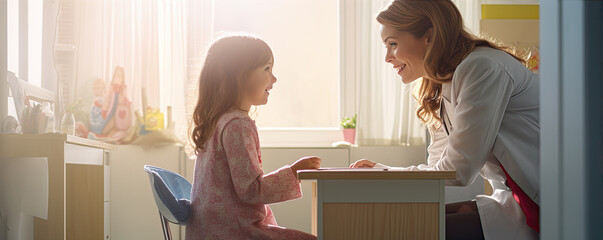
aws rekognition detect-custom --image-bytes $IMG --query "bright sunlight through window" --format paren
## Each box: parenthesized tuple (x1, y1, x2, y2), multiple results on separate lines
(214, 0, 341, 128)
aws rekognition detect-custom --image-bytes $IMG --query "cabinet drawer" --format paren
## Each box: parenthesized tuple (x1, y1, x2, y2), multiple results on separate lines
(65, 143, 104, 165)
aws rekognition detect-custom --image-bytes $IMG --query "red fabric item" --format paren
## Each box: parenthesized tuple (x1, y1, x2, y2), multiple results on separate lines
(500, 163, 540, 232)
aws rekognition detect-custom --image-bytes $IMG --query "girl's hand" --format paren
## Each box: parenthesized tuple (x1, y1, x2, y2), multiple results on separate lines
(350, 159, 377, 168)
(290, 156, 322, 174)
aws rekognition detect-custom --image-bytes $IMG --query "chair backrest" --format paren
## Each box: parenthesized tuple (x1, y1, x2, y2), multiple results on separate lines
(144, 165, 192, 225)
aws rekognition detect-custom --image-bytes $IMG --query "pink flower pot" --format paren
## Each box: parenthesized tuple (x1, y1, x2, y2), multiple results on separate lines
(343, 128, 356, 144)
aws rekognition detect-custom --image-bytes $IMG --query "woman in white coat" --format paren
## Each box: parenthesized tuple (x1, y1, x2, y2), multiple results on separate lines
(350, 1, 540, 239)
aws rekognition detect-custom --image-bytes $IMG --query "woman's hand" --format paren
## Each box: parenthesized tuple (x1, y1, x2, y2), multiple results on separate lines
(350, 159, 377, 168)
(291, 156, 322, 174)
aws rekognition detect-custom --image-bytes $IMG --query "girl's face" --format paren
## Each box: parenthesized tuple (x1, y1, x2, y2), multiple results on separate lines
(242, 58, 277, 107)
(380, 24, 430, 84)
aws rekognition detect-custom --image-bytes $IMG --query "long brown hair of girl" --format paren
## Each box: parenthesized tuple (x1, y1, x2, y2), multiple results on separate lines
(191, 35, 273, 154)
(377, 0, 526, 129)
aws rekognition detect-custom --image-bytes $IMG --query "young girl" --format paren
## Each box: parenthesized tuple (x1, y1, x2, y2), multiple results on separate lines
(186, 35, 320, 240)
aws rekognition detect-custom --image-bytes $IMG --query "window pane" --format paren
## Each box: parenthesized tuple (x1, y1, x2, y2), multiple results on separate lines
(7, 0, 19, 75)
(213, 0, 340, 128)
(7, 0, 44, 87)
(28, 0, 43, 87)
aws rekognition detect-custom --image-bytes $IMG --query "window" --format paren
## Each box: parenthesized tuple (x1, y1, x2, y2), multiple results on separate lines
(213, 0, 341, 129)
(7, 0, 44, 87)
(6, 0, 51, 119)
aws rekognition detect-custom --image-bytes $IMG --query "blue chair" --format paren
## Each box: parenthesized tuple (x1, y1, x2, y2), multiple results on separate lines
(144, 165, 192, 240)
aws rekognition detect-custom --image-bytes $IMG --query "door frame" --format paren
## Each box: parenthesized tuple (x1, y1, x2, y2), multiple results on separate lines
(540, 1, 603, 239)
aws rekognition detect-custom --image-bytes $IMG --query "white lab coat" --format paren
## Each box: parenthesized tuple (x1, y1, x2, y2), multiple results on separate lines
(375, 47, 540, 240)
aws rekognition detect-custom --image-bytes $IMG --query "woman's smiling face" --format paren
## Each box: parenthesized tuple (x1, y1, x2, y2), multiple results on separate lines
(380, 24, 430, 84)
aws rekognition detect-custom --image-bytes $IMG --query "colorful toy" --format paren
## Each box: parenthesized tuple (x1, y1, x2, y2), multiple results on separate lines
(87, 66, 134, 143)
(526, 47, 539, 73)
(144, 107, 165, 131)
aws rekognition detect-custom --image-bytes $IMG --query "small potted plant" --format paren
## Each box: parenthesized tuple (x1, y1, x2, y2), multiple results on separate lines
(341, 114, 357, 144)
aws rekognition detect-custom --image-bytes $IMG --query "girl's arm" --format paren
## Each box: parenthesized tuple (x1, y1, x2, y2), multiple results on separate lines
(222, 118, 302, 205)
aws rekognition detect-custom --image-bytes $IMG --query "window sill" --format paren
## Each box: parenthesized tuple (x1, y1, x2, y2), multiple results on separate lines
(258, 127, 344, 148)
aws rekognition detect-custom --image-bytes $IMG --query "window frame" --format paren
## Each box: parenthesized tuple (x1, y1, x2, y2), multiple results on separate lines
(2, 0, 58, 120)
(1, 0, 7, 119)
(258, 0, 358, 147)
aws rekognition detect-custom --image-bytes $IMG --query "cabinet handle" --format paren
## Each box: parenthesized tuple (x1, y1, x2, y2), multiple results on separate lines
(104, 151, 110, 166)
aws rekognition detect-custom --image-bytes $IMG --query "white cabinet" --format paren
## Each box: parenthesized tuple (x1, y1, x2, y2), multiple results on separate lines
(0, 134, 113, 240)
(109, 144, 188, 240)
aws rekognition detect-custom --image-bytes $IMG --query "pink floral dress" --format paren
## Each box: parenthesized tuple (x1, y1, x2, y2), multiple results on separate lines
(185, 110, 316, 240)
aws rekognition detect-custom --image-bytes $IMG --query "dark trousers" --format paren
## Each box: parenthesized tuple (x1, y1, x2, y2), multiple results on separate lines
(446, 200, 485, 240)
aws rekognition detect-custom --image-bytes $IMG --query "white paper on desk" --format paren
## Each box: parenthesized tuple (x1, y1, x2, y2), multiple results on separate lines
(315, 167, 389, 171)
(0, 157, 49, 240)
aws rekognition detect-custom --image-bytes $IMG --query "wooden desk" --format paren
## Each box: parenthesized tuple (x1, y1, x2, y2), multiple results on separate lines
(0, 134, 114, 240)
(298, 169, 456, 240)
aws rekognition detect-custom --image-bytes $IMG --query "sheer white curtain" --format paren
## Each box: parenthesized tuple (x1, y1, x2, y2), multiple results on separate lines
(182, 0, 214, 140)
(451, 0, 481, 35)
(354, 0, 480, 146)
(157, 0, 214, 140)
(62, 0, 161, 117)
(56, 0, 213, 141)
(354, 0, 425, 146)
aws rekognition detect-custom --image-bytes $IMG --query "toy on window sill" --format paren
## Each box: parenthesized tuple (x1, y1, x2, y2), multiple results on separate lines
(144, 107, 165, 131)
(130, 105, 181, 149)
(85, 66, 135, 143)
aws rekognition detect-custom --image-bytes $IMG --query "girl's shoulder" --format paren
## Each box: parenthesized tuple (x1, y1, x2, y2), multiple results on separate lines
(213, 110, 258, 149)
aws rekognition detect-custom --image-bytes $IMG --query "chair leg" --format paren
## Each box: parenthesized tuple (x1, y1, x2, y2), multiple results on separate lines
(159, 212, 172, 240)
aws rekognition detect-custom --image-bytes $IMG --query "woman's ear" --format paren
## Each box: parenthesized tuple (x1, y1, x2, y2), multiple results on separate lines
(424, 28, 433, 44)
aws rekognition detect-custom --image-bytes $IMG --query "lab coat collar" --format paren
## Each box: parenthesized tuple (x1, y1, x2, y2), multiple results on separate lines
(441, 82, 452, 103)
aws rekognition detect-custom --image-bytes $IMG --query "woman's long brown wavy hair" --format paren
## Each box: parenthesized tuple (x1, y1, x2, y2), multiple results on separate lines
(191, 35, 273, 154)
(377, 0, 526, 129)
